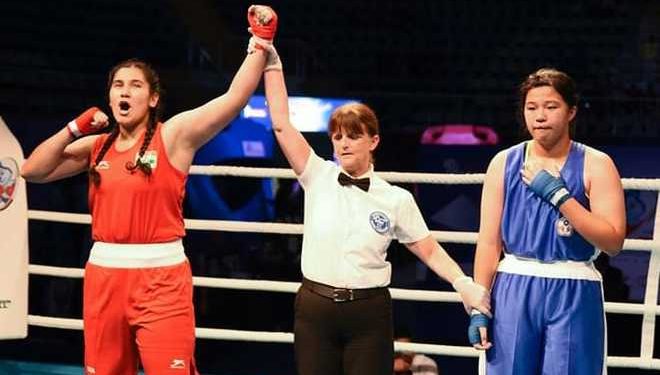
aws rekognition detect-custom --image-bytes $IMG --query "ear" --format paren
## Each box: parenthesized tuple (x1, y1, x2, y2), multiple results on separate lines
(149, 93, 160, 109)
(369, 134, 380, 152)
(568, 105, 577, 123)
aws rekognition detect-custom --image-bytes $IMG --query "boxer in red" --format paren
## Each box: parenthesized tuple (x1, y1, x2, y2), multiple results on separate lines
(21, 5, 277, 374)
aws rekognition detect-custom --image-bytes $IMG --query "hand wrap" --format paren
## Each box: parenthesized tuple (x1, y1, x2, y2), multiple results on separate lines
(247, 5, 278, 41)
(468, 311, 490, 345)
(529, 169, 571, 208)
(67, 107, 101, 138)
(246, 5, 282, 71)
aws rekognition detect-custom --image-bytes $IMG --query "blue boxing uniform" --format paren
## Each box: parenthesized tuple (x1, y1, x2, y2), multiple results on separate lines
(487, 141, 606, 375)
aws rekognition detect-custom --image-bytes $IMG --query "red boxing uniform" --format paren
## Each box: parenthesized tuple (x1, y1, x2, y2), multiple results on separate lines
(88, 123, 186, 243)
(83, 123, 198, 375)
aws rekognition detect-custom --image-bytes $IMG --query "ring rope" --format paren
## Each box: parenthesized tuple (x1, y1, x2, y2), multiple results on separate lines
(190, 165, 660, 190)
(28, 265, 460, 302)
(641, 197, 660, 365)
(25, 309, 660, 367)
(29, 210, 481, 243)
(24, 166, 660, 369)
(27, 209, 658, 251)
(26, 264, 660, 315)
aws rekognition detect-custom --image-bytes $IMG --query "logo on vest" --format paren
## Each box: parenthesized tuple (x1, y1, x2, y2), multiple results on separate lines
(369, 211, 390, 234)
(0, 157, 18, 211)
(136, 150, 158, 170)
(0, 300, 11, 309)
(169, 359, 186, 369)
(555, 216, 573, 237)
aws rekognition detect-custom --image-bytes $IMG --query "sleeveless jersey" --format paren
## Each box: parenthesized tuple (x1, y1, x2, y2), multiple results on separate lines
(89, 123, 186, 243)
(501, 141, 596, 261)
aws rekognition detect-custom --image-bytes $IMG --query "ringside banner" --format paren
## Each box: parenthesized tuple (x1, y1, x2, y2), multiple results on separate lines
(0, 116, 28, 339)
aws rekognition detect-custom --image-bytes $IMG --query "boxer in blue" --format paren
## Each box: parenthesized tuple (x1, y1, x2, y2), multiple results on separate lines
(471, 68, 626, 374)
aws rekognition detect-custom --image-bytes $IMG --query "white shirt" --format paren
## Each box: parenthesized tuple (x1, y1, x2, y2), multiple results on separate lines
(298, 151, 430, 289)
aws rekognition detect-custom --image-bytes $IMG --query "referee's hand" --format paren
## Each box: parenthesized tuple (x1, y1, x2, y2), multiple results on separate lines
(452, 276, 491, 317)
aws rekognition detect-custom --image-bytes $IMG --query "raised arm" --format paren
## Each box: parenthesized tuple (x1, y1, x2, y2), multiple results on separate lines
(263, 68, 312, 175)
(163, 53, 266, 159)
(163, 6, 271, 170)
(21, 108, 108, 183)
(254, 6, 312, 175)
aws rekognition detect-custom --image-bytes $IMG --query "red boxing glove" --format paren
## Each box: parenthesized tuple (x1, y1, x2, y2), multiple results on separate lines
(67, 107, 101, 138)
(247, 5, 278, 41)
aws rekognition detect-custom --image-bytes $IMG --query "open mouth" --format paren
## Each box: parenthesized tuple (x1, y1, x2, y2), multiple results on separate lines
(118, 101, 131, 115)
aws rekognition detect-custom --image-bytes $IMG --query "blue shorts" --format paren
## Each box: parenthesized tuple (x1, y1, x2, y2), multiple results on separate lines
(486, 268, 606, 375)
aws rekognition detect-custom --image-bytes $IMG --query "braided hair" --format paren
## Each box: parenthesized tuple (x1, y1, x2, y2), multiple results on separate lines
(89, 59, 163, 185)
(124, 113, 157, 174)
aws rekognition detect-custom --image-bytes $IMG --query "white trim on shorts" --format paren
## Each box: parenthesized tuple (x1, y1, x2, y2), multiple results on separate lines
(88, 240, 186, 268)
(497, 253, 602, 281)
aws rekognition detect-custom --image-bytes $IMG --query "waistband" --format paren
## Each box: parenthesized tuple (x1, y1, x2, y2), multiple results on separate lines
(302, 278, 387, 303)
(88, 240, 186, 268)
(497, 254, 602, 281)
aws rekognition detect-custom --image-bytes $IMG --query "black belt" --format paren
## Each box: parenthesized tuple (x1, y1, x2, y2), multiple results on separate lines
(302, 278, 386, 303)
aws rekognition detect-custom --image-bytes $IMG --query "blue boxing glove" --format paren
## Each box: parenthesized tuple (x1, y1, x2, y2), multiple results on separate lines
(468, 311, 490, 346)
(528, 170, 571, 208)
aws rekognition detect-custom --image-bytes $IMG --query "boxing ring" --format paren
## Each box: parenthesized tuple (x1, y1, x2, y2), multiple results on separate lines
(23, 165, 660, 371)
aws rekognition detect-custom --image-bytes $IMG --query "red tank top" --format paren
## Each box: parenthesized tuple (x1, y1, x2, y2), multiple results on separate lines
(89, 123, 187, 243)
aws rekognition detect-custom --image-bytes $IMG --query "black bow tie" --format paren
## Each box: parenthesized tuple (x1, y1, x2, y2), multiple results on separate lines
(338, 172, 370, 192)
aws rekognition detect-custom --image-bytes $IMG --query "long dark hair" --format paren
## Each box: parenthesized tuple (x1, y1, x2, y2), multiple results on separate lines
(89, 59, 163, 185)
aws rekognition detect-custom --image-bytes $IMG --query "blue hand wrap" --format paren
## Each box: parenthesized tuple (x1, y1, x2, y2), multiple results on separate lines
(468, 312, 489, 345)
(528, 170, 571, 208)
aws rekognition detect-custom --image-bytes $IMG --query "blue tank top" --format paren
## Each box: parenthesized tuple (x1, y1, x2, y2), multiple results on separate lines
(501, 141, 596, 262)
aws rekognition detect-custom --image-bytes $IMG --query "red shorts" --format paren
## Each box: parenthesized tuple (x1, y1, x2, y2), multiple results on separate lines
(83, 258, 198, 375)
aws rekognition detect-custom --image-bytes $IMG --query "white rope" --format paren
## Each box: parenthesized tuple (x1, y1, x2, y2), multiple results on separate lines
(624, 238, 660, 252)
(190, 165, 296, 179)
(621, 178, 660, 191)
(185, 218, 302, 234)
(394, 342, 479, 358)
(27, 264, 660, 316)
(25, 314, 478, 357)
(27, 265, 459, 303)
(23, 166, 660, 370)
(608, 356, 660, 369)
(195, 327, 293, 343)
(26, 211, 659, 251)
(190, 165, 486, 184)
(29, 210, 89, 224)
(25, 313, 660, 366)
(29, 265, 84, 278)
(189, 165, 660, 190)
(640, 197, 660, 363)
(28, 315, 83, 330)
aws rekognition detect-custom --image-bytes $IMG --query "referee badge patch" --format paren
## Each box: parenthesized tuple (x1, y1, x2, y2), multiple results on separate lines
(555, 216, 573, 237)
(369, 211, 390, 234)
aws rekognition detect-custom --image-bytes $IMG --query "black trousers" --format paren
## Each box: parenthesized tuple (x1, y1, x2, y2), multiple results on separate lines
(294, 284, 393, 375)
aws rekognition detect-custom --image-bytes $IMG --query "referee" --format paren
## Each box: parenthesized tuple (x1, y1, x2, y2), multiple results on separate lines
(254, 10, 492, 374)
